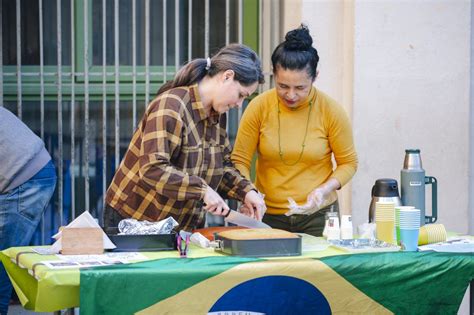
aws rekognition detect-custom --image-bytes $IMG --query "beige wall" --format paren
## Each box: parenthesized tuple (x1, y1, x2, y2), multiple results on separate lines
(299, 0, 471, 234)
(282, 1, 355, 214)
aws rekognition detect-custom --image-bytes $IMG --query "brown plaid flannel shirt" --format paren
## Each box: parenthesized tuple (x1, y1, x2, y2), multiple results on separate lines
(105, 85, 255, 231)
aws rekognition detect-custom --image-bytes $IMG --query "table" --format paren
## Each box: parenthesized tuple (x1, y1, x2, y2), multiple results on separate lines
(1, 237, 473, 315)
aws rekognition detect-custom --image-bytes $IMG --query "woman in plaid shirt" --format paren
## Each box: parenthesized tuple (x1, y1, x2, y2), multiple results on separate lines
(105, 44, 266, 231)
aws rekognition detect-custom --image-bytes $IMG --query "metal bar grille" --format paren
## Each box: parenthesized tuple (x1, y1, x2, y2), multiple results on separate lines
(84, 0, 90, 212)
(205, 0, 209, 58)
(114, 0, 120, 170)
(102, 0, 107, 219)
(39, 0, 45, 140)
(188, 0, 192, 61)
(145, 0, 150, 107)
(57, 0, 64, 225)
(175, 0, 180, 72)
(132, 0, 137, 129)
(39, 0, 45, 243)
(238, 0, 243, 44)
(70, 0, 76, 220)
(1, 0, 266, 244)
(163, 0, 167, 82)
(16, 0, 22, 118)
(226, 0, 230, 46)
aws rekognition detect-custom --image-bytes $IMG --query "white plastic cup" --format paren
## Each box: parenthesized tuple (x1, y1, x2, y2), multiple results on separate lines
(340, 215, 353, 239)
(326, 217, 341, 240)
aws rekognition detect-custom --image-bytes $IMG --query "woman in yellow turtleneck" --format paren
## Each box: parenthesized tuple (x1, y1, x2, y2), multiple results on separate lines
(231, 25, 358, 236)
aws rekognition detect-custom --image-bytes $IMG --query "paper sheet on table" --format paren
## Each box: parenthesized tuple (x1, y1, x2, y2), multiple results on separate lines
(56, 252, 147, 262)
(418, 238, 474, 253)
(50, 211, 116, 253)
(297, 233, 330, 252)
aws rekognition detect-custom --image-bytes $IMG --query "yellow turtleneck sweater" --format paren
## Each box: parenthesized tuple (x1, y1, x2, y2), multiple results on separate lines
(231, 87, 358, 215)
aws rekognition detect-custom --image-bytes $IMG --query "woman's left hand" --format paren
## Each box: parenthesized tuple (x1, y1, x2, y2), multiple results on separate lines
(306, 178, 341, 210)
(286, 186, 334, 216)
(306, 187, 329, 210)
(242, 190, 266, 221)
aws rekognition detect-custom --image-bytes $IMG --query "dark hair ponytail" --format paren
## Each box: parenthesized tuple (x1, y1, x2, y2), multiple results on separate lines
(271, 24, 319, 80)
(157, 43, 264, 95)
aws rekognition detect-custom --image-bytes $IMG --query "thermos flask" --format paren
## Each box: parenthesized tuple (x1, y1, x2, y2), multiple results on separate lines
(368, 178, 402, 223)
(400, 149, 437, 225)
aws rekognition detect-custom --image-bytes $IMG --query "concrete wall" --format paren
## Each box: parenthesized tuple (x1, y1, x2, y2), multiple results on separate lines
(301, 0, 471, 234)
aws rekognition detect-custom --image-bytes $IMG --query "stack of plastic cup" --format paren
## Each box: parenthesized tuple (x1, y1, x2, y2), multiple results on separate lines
(375, 201, 395, 244)
(398, 208, 420, 251)
(418, 224, 447, 245)
(395, 206, 415, 244)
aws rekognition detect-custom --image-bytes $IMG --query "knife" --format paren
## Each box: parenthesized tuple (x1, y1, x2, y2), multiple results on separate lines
(224, 210, 271, 229)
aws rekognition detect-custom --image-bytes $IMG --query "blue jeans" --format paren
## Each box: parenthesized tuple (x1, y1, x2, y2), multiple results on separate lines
(0, 160, 56, 314)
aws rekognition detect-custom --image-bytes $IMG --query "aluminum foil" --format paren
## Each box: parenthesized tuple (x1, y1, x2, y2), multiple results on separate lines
(118, 217, 179, 235)
(329, 238, 400, 250)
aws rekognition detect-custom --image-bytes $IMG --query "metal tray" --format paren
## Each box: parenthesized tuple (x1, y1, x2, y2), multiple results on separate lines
(214, 234, 302, 257)
(104, 227, 177, 252)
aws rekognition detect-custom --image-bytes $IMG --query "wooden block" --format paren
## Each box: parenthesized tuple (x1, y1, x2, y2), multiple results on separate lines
(61, 227, 104, 255)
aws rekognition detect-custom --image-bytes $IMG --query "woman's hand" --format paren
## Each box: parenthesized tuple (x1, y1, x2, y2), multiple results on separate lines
(306, 178, 341, 210)
(242, 190, 266, 221)
(306, 187, 328, 210)
(286, 179, 340, 216)
(203, 185, 230, 216)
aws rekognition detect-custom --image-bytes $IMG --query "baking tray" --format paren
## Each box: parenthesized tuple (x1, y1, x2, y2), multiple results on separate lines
(104, 227, 177, 252)
(193, 226, 248, 241)
(214, 229, 302, 257)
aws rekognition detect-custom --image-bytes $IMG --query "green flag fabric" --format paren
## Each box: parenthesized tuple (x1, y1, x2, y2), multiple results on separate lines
(80, 251, 473, 315)
(321, 251, 474, 314)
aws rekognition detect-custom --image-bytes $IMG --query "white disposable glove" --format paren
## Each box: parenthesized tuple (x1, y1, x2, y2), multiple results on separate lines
(285, 187, 337, 216)
(285, 197, 319, 216)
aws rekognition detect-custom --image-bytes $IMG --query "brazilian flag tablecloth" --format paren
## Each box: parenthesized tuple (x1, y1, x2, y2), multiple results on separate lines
(79, 252, 473, 315)
(1, 238, 473, 314)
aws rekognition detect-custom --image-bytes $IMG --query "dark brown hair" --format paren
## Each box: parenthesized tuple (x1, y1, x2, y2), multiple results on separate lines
(157, 43, 264, 95)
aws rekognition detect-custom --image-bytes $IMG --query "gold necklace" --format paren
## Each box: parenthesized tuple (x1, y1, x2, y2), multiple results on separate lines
(277, 90, 316, 166)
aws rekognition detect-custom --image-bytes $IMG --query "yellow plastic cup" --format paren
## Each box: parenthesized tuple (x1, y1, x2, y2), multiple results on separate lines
(418, 224, 446, 245)
(376, 221, 395, 244)
(418, 226, 429, 245)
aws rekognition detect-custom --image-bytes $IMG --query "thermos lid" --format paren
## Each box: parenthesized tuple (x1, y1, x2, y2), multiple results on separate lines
(403, 148, 423, 170)
(371, 178, 400, 197)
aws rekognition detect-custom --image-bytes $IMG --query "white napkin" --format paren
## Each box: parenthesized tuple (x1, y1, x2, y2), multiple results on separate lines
(51, 211, 116, 253)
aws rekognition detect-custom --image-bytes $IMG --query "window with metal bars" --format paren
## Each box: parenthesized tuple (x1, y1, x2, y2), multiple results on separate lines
(1, 0, 259, 244)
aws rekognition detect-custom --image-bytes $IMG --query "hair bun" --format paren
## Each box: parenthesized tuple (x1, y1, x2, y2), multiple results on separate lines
(284, 24, 313, 51)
